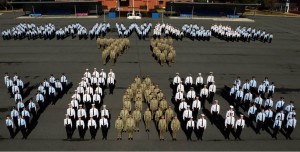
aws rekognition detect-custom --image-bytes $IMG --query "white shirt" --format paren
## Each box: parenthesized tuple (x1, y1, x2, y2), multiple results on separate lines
(99, 118, 109, 127)
(200, 88, 208, 96)
(226, 110, 235, 118)
(89, 108, 99, 118)
(175, 92, 184, 100)
(207, 75, 214, 84)
(88, 119, 97, 129)
(173, 76, 181, 84)
(76, 120, 85, 129)
(176, 84, 184, 93)
(235, 119, 245, 128)
(192, 99, 201, 110)
(67, 108, 75, 118)
(196, 118, 207, 129)
(209, 85, 216, 93)
(64, 118, 72, 127)
(225, 116, 235, 126)
(185, 76, 193, 84)
(187, 90, 196, 99)
(83, 94, 91, 103)
(178, 102, 188, 111)
(211, 104, 220, 114)
(183, 109, 193, 120)
(107, 76, 115, 84)
(77, 108, 87, 118)
(186, 120, 195, 130)
(101, 109, 109, 118)
(196, 76, 203, 84)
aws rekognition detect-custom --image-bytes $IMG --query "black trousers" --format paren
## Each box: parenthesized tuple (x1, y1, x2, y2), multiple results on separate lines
(272, 126, 280, 139)
(286, 127, 294, 139)
(193, 109, 199, 120)
(201, 95, 207, 108)
(212, 112, 218, 123)
(108, 83, 114, 94)
(20, 125, 27, 139)
(90, 126, 96, 139)
(256, 121, 264, 133)
(78, 126, 85, 139)
(208, 92, 215, 104)
(235, 126, 243, 139)
(101, 125, 108, 139)
(65, 125, 72, 139)
(225, 125, 233, 139)
(197, 127, 204, 140)
(187, 127, 193, 140)
(7, 126, 14, 138)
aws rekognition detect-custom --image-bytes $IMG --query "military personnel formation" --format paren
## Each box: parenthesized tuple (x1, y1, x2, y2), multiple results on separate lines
(211, 24, 273, 43)
(226, 76, 297, 140)
(182, 24, 211, 41)
(2, 22, 274, 43)
(150, 38, 176, 66)
(4, 72, 70, 139)
(64, 68, 115, 140)
(89, 23, 111, 39)
(115, 75, 181, 141)
(96, 38, 130, 65)
(153, 23, 184, 40)
(116, 23, 152, 39)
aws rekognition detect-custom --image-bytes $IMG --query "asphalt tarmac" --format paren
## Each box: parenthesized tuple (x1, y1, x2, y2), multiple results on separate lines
(0, 12, 299, 151)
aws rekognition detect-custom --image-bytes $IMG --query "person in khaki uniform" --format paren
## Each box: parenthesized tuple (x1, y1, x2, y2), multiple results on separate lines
(171, 116, 181, 141)
(144, 75, 152, 86)
(144, 87, 151, 104)
(130, 82, 137, 97)
(135, 91, 143, 102)
(159, 52, 166, 66)
(158, 116, 167, 141)
(134, 75, 141, 86)
(119, 107, 129, 131)
(123, 92, 130, 103)
(157, 90, 164, 101)
(123, 98, 132, 112)
(102, 50, 108, 65)
(159, 97, 168, 112)
(150, 97, 159, 116)
(144, 108, 152, 132)
(126, 86, 133, 100)
(165, 106, 174, 130)
(132, 108, 142, 132)
(125, 115, 135, 140)
(115, 116, 123, 140)
(135, 98, 143, 111)
(155, 108, 163, 125)
(167, 52, 173, 66)
(110, 50, 116, 65)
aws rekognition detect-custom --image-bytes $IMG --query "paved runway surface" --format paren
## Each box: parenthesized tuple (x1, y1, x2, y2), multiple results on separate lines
(0, 13, 299, 151)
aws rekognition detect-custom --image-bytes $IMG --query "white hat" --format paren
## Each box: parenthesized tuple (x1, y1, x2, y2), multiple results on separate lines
(103, 105, 106, 107)
(201, 114, 205, 117)
(101, 69, 104, 71)
(230, 105, 234, 109)
(79, 104, 82, 107)
(176, 72, 179, 75)
(86, 68, 88, 71)
(240, 114, 244, 117)
(210, 72, 213, 74)
(198, 73, 201, 75)
(92, 104, 95, 106)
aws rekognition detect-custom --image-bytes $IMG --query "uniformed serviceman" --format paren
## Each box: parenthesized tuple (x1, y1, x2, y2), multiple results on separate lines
(115, 116, 124, 140)
(235, 114, 245, 140)
(88, 117, 97, 140)
(224, 113, 235, 140)
(99, 116, 109, 140)
(144, 108, 152, 132)
(186, 117, 195, 141)
(6, 115, 14, 139)
(272, 116, 282, 140)
(200, 85, 208, 109)
(171, 116, 180, 141)
(125, 115, 135, 140)
(18, 115, 27, 139)
(132, 108, 142, 132)
(64, 114, 73, 140)
(196, 114, 207, 141)
(165, 106, 174, 131)
(286, 115, 296, 140)
(76, 117, 85, 140)
(158, 116, 167, 141)
(256, 109, 266, 134)
(192, 97, 201, 120)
